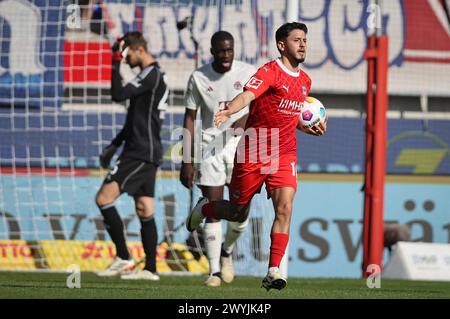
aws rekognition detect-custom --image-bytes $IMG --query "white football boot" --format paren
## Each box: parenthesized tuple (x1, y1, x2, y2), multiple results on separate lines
(96, 257, 136, 277)
(204, 274, 221, 287)
(120, 269, 160, 281)
(261, 268, 287, 291)
(220, 255, 235, 284)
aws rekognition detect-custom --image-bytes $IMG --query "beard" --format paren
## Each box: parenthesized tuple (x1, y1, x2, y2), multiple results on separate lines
(288, 49, 306, 64)
(296, 52, 306, 63)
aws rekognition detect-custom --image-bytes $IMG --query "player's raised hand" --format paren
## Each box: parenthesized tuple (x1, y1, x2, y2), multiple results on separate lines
(112, 37, 125, 62)
(214, 110, 231, 128)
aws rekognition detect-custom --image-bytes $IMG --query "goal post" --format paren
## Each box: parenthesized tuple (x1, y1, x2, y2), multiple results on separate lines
(362, 34, 389, 278)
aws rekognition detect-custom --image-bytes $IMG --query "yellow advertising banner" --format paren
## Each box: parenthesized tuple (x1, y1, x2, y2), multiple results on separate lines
(0, 240, 37, 270)
(0, 240, 209, 273)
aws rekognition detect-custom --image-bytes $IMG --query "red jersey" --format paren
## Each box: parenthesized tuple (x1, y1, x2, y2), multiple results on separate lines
(238, 59, 311, 163)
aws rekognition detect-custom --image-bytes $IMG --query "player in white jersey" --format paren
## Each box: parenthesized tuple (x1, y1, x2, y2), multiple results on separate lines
(180, 31, 256, 287)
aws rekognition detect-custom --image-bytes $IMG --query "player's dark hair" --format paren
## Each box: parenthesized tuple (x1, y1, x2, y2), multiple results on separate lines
(123, 31, 148, 51)
(275, 22, 308, 43)
(211, 30, 234, 48)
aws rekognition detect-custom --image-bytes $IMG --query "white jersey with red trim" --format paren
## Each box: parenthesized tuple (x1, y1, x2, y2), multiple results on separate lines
(185, 60, 256, 144)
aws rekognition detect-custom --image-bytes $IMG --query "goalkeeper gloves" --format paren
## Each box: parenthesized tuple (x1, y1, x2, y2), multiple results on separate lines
(99, 144, 118, 169)
(112, 37, 126, 62)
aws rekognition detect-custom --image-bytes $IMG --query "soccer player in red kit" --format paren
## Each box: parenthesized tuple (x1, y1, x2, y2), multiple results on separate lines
(186, 22, 327, 290)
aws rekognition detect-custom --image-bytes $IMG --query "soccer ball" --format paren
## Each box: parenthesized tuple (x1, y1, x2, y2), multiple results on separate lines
(299, 96, 326, 129)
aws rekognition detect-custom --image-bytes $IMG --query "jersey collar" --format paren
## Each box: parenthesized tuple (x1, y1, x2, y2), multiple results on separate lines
(276, 58, 300, 77)
(139, 64, 155, 79)
(210, 61, 235, 76)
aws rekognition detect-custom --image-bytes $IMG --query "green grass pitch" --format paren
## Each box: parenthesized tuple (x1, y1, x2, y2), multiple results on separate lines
(0, 271, 449, 299)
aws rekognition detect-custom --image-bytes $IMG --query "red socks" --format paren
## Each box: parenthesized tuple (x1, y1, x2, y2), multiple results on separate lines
(269, 233, 289, 268)
(202, 202, 218, 219)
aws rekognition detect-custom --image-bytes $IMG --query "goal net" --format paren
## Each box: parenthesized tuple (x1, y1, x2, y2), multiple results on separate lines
(0, 0, 280, 276)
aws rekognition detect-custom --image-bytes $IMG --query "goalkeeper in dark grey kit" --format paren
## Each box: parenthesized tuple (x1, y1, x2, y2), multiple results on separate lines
(95, 31, 168, 280)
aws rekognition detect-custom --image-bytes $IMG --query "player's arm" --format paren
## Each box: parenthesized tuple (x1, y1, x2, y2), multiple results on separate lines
(180, 74, 199, 189)
(110, 127, 126, 146)
(109, 37, 159, 102)
(99, 129, 123, 169)
(215, 66, 272, 127)
(180, 108, 197, 189)
(99, 117, 130, 169)
(230, 66, 257, 132)
(111, 63, 158, 102)
(214, 90, 255, 127)
(102, 37, 131, 168)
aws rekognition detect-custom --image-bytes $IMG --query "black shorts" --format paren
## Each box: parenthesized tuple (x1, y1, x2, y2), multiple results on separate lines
(103, 158, 158, 197)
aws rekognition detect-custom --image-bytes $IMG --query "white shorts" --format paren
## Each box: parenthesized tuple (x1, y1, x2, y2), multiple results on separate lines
(195, 136, 240, 187)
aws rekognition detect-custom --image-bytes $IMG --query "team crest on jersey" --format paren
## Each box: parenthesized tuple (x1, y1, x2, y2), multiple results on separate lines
(246, 77, 263, 89)
(302, 85, 307, 96)
(234, 81, 242, 90)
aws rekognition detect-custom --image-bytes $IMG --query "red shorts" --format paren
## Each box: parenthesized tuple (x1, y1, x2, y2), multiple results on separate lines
(229, 154, 298, 205)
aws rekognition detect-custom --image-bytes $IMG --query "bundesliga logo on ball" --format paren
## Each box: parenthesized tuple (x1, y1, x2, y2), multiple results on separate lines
(299, 96, 326, 129)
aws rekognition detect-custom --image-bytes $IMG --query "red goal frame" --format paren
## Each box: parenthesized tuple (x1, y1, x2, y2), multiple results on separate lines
(362, 35, 389, 278)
